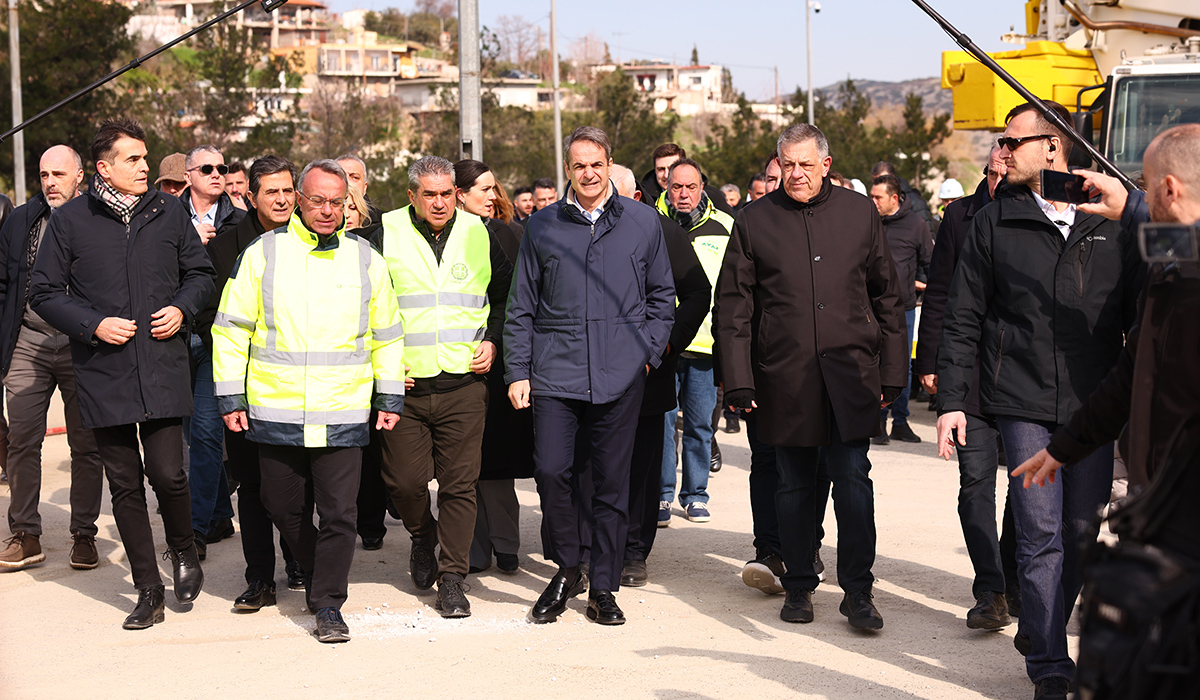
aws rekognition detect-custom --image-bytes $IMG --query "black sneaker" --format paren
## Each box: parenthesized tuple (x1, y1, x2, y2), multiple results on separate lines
(966, 591, 1011, 629)
(410, 538, 438, 590)
(496, 552, 519, 573)
(1033, 676, 1069, 700)
(314, 607, 351, 643)
(780, 589, 814, 623)
(1015, 632, 1033, 656)
(890, 421, 922, 443)
(435, 573, 472, 618)
(814, 548, 826, 583)
(871, 417, 890, 445)
(741, 550, 786, 595)
(192, 530, 207, 561)
(839, 586, 883, 630)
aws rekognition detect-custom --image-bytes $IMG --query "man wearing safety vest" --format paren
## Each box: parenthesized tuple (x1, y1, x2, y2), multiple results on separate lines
(655, 158, 731, 526)
(212, 159, 406, 644)
(373, 156, 513, 619)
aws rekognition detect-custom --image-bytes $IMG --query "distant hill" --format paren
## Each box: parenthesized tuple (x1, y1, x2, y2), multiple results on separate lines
(818, 77, 952, 115)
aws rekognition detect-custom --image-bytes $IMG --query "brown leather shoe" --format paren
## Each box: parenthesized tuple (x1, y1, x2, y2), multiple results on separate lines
(0, 532, 45, 570)
(70, 533, 100, 570)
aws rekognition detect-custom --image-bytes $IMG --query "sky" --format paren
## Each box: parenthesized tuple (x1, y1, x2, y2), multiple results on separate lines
(318, 0, 1029, 101)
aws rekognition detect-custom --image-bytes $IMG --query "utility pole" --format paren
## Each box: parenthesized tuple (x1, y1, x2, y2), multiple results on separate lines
(550, 0, 563, 195)
(806, 1, 816, 127)
(458, 0, 482, 160)
(8, 0, 25, 204)
(773, 66, 779, 127)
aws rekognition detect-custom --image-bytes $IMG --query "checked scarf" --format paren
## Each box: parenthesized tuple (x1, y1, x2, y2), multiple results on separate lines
(92, 173, 141, 224)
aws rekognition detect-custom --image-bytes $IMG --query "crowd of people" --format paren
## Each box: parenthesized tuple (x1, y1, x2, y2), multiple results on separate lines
(0, 104, 1196, 699)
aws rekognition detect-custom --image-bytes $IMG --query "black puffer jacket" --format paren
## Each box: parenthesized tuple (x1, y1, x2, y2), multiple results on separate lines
(937, 183, 1145, 424)
(29, 186, 215, 428)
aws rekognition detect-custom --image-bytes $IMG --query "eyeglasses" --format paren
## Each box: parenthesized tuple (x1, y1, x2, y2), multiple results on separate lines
(188, 163, 229, 176)
(997, 134, 1053, 152)
(298, 191, 345, 210)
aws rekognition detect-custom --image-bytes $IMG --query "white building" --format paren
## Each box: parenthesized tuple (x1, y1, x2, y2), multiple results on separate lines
(593, 62, 726, 116)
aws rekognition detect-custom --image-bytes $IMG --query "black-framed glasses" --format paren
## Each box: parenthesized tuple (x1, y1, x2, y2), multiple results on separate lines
(188, 163, 229, 176)
(997, 134, 1053, 151)
(298, 191, 345, 209)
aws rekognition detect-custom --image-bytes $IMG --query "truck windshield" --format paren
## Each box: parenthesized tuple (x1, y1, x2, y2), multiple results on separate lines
(1108, 73, 1200, 175)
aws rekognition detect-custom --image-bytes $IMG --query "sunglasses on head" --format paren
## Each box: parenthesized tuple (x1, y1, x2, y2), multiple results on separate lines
(996, 134, 1052, 151)
(189, 163, 229, 176)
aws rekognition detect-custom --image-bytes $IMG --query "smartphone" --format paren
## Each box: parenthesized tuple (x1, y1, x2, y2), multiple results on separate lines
(1041, 169, 1090, 205)
(1138, 222, 1199, 264)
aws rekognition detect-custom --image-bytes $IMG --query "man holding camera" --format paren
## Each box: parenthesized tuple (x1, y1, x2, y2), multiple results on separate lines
(934, 101, 1145, 700)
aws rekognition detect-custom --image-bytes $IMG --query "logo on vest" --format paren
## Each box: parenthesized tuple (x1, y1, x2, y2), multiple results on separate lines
(451, 263, 469, 281)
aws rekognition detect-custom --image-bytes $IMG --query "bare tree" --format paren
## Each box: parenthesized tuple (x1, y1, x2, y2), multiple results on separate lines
(494, 15, 538, 71)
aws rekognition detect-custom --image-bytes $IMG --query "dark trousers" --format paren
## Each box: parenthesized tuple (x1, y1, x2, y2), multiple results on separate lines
(380, 381, 487, 578)
(534, 373, 645, 591)
(225, 428, 297, 584)
(5, 325, 104, 537)
(93, 419, 193, 589)
(625, 412, 667, 562)
(470, 479, 521, 569)
(745, 413, 830, 558)
(258, 444, 361, 610)
(956, 412, 1019, 597)
(357, 431, 388, 541)
(775, 412, 875, 594)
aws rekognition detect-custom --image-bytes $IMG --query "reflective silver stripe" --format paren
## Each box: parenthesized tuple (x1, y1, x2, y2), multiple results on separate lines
(395, 292, 487, 309)
(438, 292, 487, 308)
(248, 405, 370, 425)
(396, 293, 437, 309)
(405, 331, 437, 347)
(356, 237, 372, 352)
(262, 233, 278, 351)
(373, 321, 404, 342)
(374, 379, 407, 394)
(214, 311, 255, 331)
(214, 380, 244, 396)
(250, 345, 369, 366)
(439, 327, 487, 343)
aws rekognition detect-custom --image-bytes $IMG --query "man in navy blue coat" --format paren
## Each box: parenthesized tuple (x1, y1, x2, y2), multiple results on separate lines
(505, 126, 675, 625)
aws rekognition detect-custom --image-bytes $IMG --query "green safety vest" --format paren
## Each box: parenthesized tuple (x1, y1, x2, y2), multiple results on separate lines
(380, 207, 492, 378)
(656, 193, 733, 354)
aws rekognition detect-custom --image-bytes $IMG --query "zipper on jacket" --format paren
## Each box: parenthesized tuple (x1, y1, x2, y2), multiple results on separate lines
(590, 223, 595, 238)
(1077, 241, 1085, 296)
(992, 328, 1006, 385)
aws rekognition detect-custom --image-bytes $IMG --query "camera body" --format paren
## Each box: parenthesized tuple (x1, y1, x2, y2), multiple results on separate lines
(1139, 223, 1199, 264)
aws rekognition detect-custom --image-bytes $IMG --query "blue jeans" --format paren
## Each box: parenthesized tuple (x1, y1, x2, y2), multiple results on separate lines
(957, 413, 1018, 597)
(662, 356, 717, 506)
(998, 417, 1113, 684)
(776, 413, 875, 594)
(881, 308, 915, 424)
(186, 334, 234, 535)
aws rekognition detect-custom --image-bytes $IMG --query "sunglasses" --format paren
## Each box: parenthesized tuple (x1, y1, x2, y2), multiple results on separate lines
(996, 134, 1053, 151)
(189, 163, 229, 176)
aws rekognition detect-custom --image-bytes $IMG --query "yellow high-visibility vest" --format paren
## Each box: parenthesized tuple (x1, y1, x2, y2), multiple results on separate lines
(379, 207, 492, 378)
(656, 193, 733, 354)
(211, 214, 405, 448)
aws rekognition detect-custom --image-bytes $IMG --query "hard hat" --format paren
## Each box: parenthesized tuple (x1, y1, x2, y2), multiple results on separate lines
(938, 178, 964, 200)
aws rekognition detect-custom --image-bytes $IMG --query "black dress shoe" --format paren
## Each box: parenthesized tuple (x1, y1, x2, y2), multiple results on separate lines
(780, 589, 814, 623)
(722, 416, 741, 434)
(164, 544, 204, 603)
(193, 530, 207, 561)
(840, 587, 883, 630)
(435, 573, 472, 618)
(205, 518, 235, 544)
(710, 441, 722, 473)
(871, 417, 890, 445)
(361, 536, 384, 551)
(410, 538, 438, 590)
(586, 590, 625, 625)
(314, 607, 351, 643)
(621, 559, 648, 587)
(1014, 632, 1032, 656)
(234, 580, 278, 611)
(890, 421, 922, 443)
(495, 552, 519, 573)
(123, 584, 166, 630)
(531, 567, 587, 623)
(966, 591, 1011, 630)
(286, 561, 306, 591)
